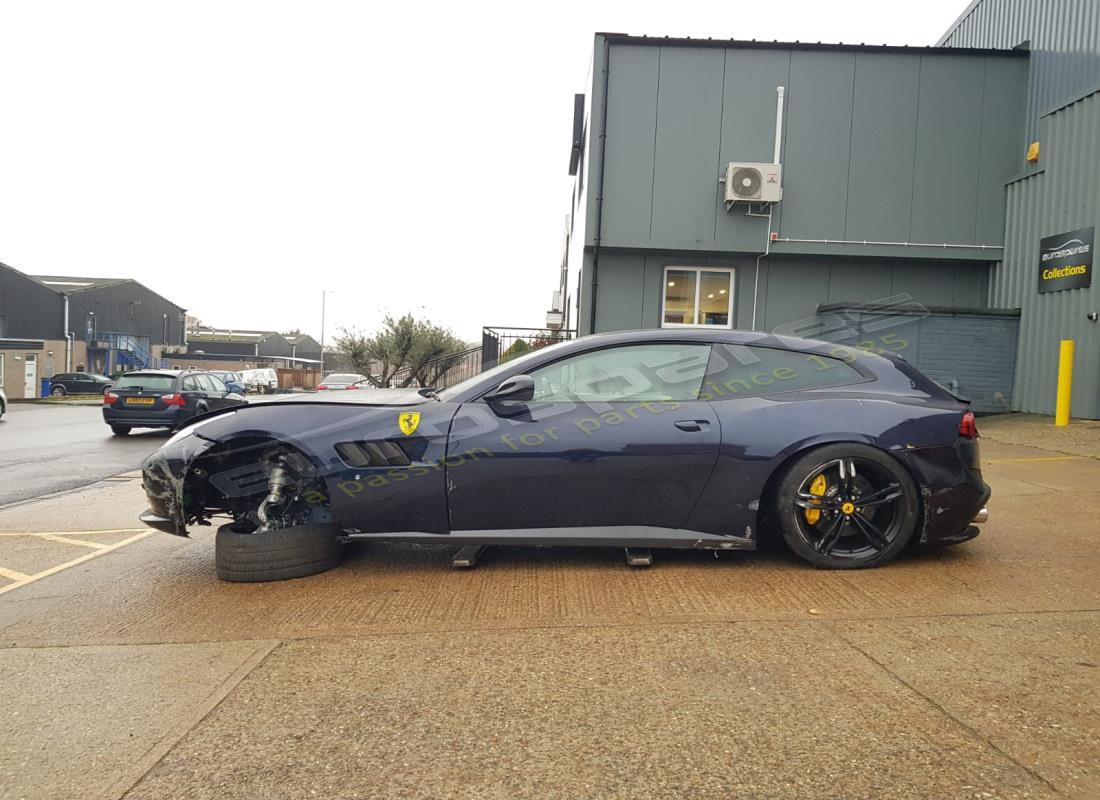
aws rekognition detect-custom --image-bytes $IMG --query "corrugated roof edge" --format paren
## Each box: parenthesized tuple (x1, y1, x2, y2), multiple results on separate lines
(595, 31, 1026, 57)
(935, 0, 987, 46)
(28, 274, 187, 312)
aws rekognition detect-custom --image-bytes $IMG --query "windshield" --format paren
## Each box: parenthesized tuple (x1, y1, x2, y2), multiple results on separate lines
(438, 340, 574, 401)
(114, 375, 175, 392)
(324, 374, 362, 383)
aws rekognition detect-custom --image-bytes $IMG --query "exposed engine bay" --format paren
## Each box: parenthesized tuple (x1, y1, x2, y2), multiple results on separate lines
(184, 438, 332, 534)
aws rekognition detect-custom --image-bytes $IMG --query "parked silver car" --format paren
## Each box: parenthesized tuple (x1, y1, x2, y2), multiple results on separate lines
(317, 373, 369, 391)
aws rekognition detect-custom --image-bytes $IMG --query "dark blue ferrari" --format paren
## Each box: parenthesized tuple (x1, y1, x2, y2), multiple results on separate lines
(139, 329, 990, 581)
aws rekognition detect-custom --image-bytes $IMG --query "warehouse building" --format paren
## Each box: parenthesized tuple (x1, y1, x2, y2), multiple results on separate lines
(562, 0, 1098, 417)
(167, 328, 323, 383)
(0, 262, 187, 398)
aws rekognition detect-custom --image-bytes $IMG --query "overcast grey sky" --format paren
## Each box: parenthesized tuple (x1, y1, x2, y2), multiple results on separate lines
(0, 0, 967, 343)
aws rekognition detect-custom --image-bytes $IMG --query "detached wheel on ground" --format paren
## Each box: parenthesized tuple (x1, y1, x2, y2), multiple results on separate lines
(110, 425, 131, 436)
(215, 522, 344, 582)
(774, 443, 920, 569)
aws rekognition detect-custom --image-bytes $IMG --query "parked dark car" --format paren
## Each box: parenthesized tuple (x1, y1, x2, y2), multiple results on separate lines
(103, 370, 246, 436)
(48, 372, 113, 396)
(139, 330, 990, 582)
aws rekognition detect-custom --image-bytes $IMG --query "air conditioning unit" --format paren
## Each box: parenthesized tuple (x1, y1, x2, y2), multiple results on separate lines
(724, 162, 782, 206)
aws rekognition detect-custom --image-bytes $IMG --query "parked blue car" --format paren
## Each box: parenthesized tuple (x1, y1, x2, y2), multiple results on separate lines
(212, 371, 247, 395)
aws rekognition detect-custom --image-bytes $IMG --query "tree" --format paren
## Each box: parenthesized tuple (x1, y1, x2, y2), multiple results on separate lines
(332, 328, 372, 376)
(333, 314, 468, 388)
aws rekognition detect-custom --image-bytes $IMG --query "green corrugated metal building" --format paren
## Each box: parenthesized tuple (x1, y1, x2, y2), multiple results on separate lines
(559, 0, 1099, 417)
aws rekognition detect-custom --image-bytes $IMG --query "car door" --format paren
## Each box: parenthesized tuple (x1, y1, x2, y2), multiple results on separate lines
(179, 374, 207, 413)
(196, 374, 234, 410)
(446, 341, 720, 531)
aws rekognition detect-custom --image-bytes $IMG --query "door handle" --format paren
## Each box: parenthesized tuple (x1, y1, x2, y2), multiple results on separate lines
(674, 420, 709, 432)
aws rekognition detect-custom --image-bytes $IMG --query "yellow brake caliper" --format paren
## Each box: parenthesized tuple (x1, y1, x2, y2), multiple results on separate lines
(804, 473, 827, 525)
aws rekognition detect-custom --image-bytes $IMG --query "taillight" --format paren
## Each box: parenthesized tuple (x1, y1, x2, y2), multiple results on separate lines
(103, 392, 118, 406)
(347, 385, 360, 390)
(959, 410, 978, 439)
(317, 385, 327, 390)
(161, 393, 186, 407)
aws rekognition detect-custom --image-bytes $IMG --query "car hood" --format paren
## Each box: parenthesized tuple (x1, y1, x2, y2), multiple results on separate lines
(258, 388, 431, 406)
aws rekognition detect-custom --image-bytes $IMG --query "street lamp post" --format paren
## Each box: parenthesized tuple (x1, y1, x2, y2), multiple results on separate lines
(319, 290, 335, 377)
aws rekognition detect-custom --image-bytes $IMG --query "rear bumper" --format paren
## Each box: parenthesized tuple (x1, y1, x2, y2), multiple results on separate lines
(897, 442, 991, 545)
(103, 406, 186, 428)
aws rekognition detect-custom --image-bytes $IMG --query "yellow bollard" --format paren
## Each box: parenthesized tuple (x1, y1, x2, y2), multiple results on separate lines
(1055, 339, 1074, 426)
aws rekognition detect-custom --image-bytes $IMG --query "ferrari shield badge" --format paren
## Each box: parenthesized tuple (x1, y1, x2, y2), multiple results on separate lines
(398, 411, 421, 436)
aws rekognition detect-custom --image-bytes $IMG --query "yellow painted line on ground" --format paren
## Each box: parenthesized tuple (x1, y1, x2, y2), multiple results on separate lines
(0, 565, 31, 582)
(0, 531, 153, 597)
(0, 528, 147, 538)
(39, 534, 109, 550)
(986, 455, 1085, 464)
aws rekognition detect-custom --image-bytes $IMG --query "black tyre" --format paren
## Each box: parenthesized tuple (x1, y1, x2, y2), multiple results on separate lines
(110, 425, 131, 436)
(51, 385, 66, 396)
(215, 522, 343, 582)
(775, 443, 920, 569)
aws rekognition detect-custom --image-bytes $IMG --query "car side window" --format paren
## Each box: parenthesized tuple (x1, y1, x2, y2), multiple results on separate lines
(182, 376, 202, 392)
(701, 344, 865, 400)
(206, 375, 228, 393)
(527, 343, 711, 402)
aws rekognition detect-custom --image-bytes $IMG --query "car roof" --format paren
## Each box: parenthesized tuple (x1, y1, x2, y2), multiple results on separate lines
(124, 370, 203, 377)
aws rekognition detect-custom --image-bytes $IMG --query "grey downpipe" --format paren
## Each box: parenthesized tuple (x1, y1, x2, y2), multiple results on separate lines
(588, 37, 612, 336)
(62, 293, 72, 371)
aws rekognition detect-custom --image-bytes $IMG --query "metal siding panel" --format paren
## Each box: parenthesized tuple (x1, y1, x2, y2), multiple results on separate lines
(593, 251, 646, 332)
(650, 47, 726, 248)
(952, 264, 989, 306)
(939, 0, 1100, 136)
(910, 55, 987, 243)
(992, 93, 1100, 416)
(826, 260, 893, 304)
(890, 262, 959, 306)
(779, 51, 856, 240)
(600, 46, 661, 248)
(843, 53, 921, 242)
(974, 56, 1028, 243)
(0, 265, 64, 339)
(762, 257, 831, 329)
(715, 49, 792, 252)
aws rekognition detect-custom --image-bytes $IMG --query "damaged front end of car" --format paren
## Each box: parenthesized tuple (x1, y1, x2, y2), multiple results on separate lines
(140, 423, 333, 537)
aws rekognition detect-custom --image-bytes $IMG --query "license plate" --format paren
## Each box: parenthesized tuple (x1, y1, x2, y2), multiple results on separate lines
(125, 397, 155, 405)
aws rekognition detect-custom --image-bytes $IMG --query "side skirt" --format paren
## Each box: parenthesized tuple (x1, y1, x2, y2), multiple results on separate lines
(341, 525, 755, 550)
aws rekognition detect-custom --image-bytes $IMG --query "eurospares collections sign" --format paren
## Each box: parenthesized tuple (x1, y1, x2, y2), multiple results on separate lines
(1038, 226, 1093, 293)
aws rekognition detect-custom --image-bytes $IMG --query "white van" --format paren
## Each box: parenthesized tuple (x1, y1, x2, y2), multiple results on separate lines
(240, 368, 278, 394)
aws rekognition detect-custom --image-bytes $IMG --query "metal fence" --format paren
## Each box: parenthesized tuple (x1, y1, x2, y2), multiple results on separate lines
(481, 327, 576, 371)
(386, 346, 483, 390)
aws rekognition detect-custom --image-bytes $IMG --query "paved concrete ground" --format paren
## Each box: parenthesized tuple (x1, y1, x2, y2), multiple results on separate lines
(0, 419, 1097, 799)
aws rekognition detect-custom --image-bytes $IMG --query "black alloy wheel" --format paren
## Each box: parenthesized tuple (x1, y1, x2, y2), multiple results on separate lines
(775, 443, 920, 569)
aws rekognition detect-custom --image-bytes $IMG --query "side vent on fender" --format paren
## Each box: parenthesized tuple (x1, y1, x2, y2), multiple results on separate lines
(335, 440, 413, 468)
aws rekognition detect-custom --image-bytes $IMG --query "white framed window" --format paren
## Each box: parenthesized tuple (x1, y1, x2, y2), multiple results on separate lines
(661, 266, 735, 328)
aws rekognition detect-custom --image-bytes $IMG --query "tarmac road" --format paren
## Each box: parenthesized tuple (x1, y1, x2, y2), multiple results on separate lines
(0, 403, 168, 506)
